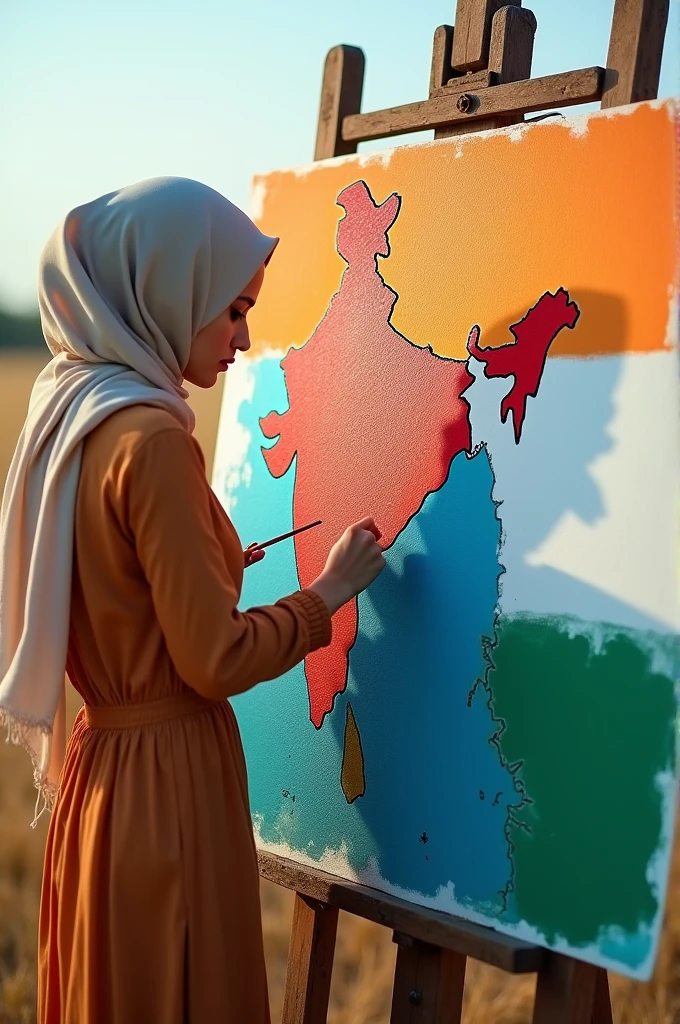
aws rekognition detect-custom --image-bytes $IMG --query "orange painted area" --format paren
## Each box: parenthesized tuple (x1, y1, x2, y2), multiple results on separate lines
(246, 101, 677, 361)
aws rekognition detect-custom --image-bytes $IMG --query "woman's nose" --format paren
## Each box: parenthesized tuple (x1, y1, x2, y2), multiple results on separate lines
(234, 324, 251, 352)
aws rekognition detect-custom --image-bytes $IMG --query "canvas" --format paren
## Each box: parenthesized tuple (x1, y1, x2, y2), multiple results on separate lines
(212, 98, 679, 979)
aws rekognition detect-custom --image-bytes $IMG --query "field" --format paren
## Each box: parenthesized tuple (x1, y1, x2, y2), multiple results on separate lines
(0, 354, 678, 1023)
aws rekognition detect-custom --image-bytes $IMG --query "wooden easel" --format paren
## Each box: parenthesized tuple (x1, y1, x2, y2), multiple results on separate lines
(260, 2, 671, 1021)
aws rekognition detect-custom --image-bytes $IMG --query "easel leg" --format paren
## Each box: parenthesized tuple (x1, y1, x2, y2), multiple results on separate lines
(390, 931, 467, 1024)
(592, 968, 613, 1024)
(533, 954, 611, 1024)
(281, 893, 339, 1024)
(313, 45, 364, 161)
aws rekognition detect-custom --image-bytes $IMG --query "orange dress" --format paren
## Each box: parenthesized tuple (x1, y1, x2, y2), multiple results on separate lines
(38, 405, 331, 1024)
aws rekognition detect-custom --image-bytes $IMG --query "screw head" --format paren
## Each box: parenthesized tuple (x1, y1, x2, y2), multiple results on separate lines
(409, 990, 422, 1005)
(456, 92, 473, 113)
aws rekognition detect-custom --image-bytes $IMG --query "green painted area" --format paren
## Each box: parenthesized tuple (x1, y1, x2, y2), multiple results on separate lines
(489, 614, 677, 949)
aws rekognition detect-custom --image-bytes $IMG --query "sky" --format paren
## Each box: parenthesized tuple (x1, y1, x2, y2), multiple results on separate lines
(2, 0, 678, 312)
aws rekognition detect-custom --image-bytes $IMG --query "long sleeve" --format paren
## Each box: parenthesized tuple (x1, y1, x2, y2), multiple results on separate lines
(120, 425, 332, 700)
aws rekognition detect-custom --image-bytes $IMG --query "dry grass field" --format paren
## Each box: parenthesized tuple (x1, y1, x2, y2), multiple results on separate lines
(0, 353, 678, 1023)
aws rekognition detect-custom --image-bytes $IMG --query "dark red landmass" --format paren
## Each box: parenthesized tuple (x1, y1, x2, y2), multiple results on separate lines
(466, 289, 581, 443)
(260, 180, 473, 727)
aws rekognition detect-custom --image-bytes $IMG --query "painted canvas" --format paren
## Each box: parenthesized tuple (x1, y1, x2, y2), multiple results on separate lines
(212, 99, 679, 979)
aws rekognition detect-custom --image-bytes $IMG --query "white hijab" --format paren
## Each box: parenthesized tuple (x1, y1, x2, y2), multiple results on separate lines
(0, 176, 277, 823)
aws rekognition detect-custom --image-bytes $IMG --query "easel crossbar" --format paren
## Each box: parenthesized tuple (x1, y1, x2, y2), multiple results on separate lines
(342, 66, 604, 144)
(258, 850, 544, 974)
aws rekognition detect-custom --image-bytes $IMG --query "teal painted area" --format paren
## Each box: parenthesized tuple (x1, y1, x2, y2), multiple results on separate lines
(225, 357, 516, 913)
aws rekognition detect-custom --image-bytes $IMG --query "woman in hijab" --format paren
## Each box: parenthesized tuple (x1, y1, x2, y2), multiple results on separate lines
(0, 176, 385, 1023)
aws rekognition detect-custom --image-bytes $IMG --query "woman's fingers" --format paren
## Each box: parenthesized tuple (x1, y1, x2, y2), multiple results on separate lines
(352, 516, 382, 542)
(244, 545, 266, 567)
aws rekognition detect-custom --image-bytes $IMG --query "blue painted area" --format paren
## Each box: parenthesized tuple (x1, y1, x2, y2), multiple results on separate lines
(340, 447, 516, 912)
(224, 356, 514, 915)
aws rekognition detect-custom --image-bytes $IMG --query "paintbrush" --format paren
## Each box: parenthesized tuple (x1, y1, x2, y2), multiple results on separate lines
(250, 519, 323, 551)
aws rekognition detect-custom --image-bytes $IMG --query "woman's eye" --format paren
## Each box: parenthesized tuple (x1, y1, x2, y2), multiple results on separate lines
(230, 308, 246, 322)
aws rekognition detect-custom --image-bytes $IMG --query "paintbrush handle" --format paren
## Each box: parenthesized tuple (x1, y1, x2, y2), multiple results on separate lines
(252, 519, 323, 550)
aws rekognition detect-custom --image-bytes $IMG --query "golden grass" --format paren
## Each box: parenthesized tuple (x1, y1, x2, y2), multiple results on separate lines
(0, 354, 678, 1023)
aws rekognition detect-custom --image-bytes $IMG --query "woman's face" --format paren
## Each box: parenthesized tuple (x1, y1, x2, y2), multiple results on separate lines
(183, 263, 265, 388)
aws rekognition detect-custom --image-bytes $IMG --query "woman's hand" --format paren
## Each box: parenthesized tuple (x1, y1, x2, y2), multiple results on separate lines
(243, 542, 266, 568)
(309, 517, 386, 615)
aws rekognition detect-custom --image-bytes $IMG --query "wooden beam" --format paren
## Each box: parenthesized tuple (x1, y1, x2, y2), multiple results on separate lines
(341, 66, 604, 144)
(281, 894, 339, 1024)
(259, 851, 545, 973)
(391, 933, 466, 1024)
(602, 0, 670, 108)
(314, 44, 365, 161)
(451, 0, 520, 73)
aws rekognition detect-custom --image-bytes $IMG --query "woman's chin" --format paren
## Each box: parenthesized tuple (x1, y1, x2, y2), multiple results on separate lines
(184, 369, 219, 390)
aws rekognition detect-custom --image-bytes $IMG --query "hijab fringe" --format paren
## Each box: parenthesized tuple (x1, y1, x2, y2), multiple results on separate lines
(0, 704, 57, 826)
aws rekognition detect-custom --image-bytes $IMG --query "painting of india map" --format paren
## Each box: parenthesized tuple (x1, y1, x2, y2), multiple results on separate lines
(213, 99, 679, 979)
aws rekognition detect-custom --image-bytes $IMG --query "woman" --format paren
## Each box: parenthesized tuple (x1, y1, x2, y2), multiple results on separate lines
(0, 176, 385, 1022)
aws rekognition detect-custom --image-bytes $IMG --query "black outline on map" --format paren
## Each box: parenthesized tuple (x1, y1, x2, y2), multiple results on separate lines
(252, 182, 575, 912)
(258, 179, 475, 728)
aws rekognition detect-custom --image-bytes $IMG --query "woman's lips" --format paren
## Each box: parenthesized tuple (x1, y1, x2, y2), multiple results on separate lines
(219, 358, 235, 370)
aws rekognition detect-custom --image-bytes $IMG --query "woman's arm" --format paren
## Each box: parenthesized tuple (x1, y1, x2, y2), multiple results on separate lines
(123, 426, 332, 701)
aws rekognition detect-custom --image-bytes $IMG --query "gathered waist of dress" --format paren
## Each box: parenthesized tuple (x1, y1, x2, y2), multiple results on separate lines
(84, 688, 218, 729)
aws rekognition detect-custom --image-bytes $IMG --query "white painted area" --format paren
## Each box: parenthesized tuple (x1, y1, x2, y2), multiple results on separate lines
(506, 122, 531, 143)
(567, 112, 593, 139)
(357, 147, 395, 171)
(253, 814, 666, 980)
(249, 179, 268, 221)
(466, 349, 680, 633)
(211, 348, 290, 512)
(211, 358, 256, 515)
(253, 817, 506, 925)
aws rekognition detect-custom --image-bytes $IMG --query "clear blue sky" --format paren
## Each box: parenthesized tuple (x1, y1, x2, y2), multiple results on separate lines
(2, 0, 678, 312)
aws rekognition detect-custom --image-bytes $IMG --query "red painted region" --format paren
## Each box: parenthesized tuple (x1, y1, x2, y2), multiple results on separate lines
(260, 180, 473, 728)
(467, 288, 580, 443)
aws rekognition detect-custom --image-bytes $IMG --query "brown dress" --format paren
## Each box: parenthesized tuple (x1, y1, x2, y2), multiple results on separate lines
(38, 405, 332, 1024)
